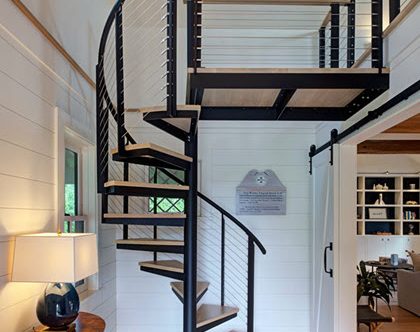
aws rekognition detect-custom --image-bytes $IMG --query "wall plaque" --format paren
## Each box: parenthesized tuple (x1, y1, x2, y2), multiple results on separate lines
(236, 169, 287, 215)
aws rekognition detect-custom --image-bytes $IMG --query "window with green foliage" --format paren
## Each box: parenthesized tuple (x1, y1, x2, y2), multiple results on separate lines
(149, 168, 185, 213)
(65, 149, 78, 216)
(64, 149, 84, 234)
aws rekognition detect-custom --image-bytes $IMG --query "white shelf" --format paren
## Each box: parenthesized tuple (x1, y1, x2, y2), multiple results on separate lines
(357, 173, 420, 236)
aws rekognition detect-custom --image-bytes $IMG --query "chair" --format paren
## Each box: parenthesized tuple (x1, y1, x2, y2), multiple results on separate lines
(397, 269, 420, 316)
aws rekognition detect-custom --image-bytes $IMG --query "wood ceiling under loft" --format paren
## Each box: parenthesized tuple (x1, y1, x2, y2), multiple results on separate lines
(358, 114, 420, 154)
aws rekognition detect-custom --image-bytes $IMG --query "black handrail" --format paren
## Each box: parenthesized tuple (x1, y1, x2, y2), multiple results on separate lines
(198, 192, 267, 255)
(157, 167, 267, 255)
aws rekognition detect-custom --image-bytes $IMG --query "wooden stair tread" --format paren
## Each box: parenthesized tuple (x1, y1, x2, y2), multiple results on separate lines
(170, 281, 210, 299)
(139, 260, 184, 273)
(197, 304, 239, 328)
(111, 143, 192, 162)
(104, 181, 189, 191)
(127, 105, 201, 113)
(104, 213, 186, 219)
(116, 238, 184, 246)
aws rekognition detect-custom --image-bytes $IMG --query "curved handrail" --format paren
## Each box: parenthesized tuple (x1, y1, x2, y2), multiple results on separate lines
(198, 192, 267, 255)
(157, 167, 266, 255)
(97, 0, 136, 145)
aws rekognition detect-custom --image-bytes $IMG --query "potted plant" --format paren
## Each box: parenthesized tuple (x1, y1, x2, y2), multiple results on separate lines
(357, 261, 395, 310)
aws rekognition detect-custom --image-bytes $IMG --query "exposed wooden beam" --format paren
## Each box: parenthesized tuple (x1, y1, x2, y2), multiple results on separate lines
(358, 140, 420, 154)
(11, 0, 96, 89)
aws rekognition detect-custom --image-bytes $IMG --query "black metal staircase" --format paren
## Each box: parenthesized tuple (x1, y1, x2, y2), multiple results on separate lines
(96, 1, 266, 331)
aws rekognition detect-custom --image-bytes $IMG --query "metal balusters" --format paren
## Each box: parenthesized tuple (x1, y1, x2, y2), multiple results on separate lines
(221, 214, 226, 306)
(347, 0, 356, 68)
(247, 238, 255, 332)
(330, 4, 340, 68)
(167, 0, 177, 117)
(372, 0, 383, 69)
(115, 4, 126, 154)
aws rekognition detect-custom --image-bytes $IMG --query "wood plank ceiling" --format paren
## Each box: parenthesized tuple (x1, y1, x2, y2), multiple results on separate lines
(358, 114, 420, 154)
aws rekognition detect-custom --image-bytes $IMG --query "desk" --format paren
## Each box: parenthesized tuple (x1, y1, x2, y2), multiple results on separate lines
(34, 312, 105, 332)
(357, 305, 394, 332)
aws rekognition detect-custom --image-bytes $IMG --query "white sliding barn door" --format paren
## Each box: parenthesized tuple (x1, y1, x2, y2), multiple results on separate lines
(312, 144, 357, 332)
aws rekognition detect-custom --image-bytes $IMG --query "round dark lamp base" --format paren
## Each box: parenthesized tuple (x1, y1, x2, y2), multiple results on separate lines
(37, 283, 80, 330)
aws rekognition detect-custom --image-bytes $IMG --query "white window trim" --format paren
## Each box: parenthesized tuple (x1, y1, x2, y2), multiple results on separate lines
(56, 108, 99, 293)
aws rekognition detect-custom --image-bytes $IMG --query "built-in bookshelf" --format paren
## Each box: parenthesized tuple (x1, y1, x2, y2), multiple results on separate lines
(357, 173, 420, 236)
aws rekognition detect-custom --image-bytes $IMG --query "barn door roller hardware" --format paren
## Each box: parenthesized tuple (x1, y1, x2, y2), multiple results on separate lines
(308, 79, 420, 175)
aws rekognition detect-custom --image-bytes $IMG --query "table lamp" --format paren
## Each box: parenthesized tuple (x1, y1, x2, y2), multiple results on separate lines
(12, 233, 98, 330)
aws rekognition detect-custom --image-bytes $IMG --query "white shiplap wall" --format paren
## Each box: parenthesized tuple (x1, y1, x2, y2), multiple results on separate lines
(117, 120, 317, 332)
(0, 1, 116, 331)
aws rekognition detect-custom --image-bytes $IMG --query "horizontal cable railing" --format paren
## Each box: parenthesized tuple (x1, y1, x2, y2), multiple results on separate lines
(189, 0, 385, 69)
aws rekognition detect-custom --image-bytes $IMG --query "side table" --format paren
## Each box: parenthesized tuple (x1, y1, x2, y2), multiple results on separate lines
(34, 312, 105, 332)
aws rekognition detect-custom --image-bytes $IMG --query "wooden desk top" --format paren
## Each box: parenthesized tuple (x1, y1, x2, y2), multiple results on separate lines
(34, 312, 105, 332)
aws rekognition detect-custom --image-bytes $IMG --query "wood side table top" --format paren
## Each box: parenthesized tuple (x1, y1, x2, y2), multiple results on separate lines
(34, 312, 105, 332)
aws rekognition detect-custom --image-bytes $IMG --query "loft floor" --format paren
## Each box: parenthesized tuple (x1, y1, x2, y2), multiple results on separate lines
(187, 67, 390, 121)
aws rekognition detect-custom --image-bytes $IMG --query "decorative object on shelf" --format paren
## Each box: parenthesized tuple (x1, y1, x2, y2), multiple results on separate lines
(405, 211, 417, 220)
(409, 183, 416, 190)
(357, 261, 395, 310)
(405, 200, 418, 205)
(374, 184, 383, 190)
(408, 223, 415, 235)
(12, 233, 98, 330)
(236, 169, 287, 215)
(376, 232, 393, 235)
(368, 208, 387, 220)
(383, 183, 389, 190)
(391, 254, 399, 267)
(374, 193, 386, 205)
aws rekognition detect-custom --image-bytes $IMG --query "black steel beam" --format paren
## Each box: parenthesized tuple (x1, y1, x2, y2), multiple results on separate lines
(309, 79, 420, 160)
(189, 72, 389, 89)
(200, 107, 350, 121)
(343, 88, 387, 118)
(274, 89, 297, 119)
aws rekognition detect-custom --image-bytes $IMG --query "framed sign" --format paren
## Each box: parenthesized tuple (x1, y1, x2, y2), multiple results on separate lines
(236, 169, 287, 215)
(368, 208, 387, 220)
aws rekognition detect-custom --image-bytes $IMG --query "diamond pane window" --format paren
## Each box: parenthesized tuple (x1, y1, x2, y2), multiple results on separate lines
(149, 168, 185, 213)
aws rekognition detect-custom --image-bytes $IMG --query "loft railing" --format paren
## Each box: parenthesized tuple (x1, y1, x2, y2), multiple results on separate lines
(187, 0, 397, 69)
(97, 0, 178, 177)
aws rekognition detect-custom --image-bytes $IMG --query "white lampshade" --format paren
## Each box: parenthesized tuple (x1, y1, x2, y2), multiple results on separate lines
(12, 233, 98, 283)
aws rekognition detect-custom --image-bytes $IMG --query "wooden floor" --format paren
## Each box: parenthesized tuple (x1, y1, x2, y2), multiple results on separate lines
(359, 305, 420, 332)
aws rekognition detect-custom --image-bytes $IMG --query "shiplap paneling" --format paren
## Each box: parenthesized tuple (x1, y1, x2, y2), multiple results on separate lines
(116, 121, 316, 332)
(0, 1, 116, 331)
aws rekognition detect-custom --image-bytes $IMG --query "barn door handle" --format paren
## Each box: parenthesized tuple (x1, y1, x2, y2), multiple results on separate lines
(324, 242, 333, 278)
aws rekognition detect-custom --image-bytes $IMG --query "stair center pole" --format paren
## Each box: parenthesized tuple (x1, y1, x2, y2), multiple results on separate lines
(184, 132, 198, 332)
